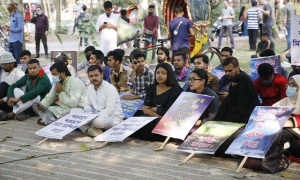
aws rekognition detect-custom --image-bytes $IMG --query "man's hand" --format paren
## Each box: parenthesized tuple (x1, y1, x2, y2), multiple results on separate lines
(36, 102, 45, 111)
(106, 23, 114, 29)
(54, 83, 63, 94)
(45, 31, 48, 36)
(218, 92, 228, 101)
(7, 98, 20, 107)
(122, 95, 135, 100)
(0, 99, 4, 104)
(151, 107, 158, 112)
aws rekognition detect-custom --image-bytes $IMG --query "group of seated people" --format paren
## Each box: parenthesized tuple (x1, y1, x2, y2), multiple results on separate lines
(0, 44, 300, 173)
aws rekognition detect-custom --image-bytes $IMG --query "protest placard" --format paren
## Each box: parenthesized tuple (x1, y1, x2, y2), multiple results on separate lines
(291, 16, 300, 66)
(35, 112, 98, 139)
(211, 69, 225, 80)
(120, 93, 144, 118)
(94, 117, 157, 142)
(250, 55, 282, 81)
(225, 106, 294, 159)
(41, 63, 54, 85)
(152, 92, 214, 141)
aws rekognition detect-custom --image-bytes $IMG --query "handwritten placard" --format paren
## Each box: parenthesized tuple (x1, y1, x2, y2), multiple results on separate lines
(211, 69, 225, 80)
(120, 93, 144, 118)
(152, 92, 214, 140)
(291, 16, 300, 65)
(178, 121, 244, 154)
(250, 55, 282, 81)
(35, 112, 98, 139)
(94, 117, 157, 142)
(225, 106, 294, 158)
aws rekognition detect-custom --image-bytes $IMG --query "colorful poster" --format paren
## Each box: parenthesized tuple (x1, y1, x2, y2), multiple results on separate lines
(94, 117, 157, 142)
(177, 121, 244, 154)
(211, 69, 225, 80)
(120, 93, 144, 118)
(35, 112, 98, 139)
(42, 63, 54, 85)
(291, 16, 300, 66)
(152, 92, 214, 140)
(250, 55, 282, 81)
(225, 106, 294, 158)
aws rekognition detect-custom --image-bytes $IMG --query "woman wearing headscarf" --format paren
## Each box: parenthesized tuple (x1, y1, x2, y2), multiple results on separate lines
(213, 74, 260, 156)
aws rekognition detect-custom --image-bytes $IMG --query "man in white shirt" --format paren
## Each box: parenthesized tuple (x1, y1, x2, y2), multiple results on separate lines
(0, 52, 24, 113)
(80, 65, 123, 137)
(95, 1, 118, 66)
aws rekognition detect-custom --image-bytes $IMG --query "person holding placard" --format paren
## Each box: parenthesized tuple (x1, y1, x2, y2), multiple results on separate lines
(188, 69, 219, 132)
(213, 74, 260, 157)
(36, 62, 87, 126)
(173, 52, 192, 91)
(192, 54, 219, 91)
(254, 63, 288, 106)
(80, 65, 123, 137)
(0, 59, 52, 121)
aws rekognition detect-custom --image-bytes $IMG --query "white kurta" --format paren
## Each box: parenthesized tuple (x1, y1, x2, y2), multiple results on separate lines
(0, 68, 24, 85)
(95, 13, 119, 56)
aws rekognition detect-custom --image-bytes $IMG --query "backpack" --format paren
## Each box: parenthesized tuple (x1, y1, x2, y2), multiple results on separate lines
(76, 12, 86, 25)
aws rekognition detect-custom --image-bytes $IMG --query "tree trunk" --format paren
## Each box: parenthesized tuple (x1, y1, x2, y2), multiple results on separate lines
(55, 0, 61, 31)
(47, 0, 52, 20)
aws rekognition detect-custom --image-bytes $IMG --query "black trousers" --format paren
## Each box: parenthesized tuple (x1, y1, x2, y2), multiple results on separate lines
(259, 24, 263, 40)
(275, 128, 300, 158)
(35, 33, 48, 55)
(248, 29, 258, 50)
(0, 82, 12, 112)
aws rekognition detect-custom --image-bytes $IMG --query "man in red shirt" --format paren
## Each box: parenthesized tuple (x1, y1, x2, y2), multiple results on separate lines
(254, 63, 288, 106)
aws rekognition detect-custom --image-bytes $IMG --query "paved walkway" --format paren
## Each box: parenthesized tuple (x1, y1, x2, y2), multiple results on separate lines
(0, 117, 300, 180)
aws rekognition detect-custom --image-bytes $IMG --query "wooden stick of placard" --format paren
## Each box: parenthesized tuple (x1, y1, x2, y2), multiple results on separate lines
(180, 153, 195, 166)
(155, 136, 171, 151)
(36, 138, 48, 146)
(236, 156, 248, 173)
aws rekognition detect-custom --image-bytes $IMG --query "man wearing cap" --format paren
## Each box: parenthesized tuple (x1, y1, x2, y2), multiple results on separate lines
(53, 52, 77, 77)
(0, 52, 24, 116)
(0, 59, 52, 121)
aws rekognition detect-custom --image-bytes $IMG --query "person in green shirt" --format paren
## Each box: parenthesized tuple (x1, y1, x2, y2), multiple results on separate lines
(0, 59, 52, 121)
(256, 33, 275, 56)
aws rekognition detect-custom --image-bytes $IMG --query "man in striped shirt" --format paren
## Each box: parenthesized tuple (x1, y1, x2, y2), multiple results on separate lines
(245, 1, 262, 51)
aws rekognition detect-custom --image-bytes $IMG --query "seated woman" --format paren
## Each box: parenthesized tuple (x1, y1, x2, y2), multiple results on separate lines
(133, 63, 182, 141)
(213, 74, 260, 157)
(188, 69, 219, 133)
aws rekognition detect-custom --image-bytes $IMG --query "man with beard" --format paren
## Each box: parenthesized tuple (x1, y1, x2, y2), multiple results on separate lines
(80, 65, 123, 137)
(0, 52, 24, 115)
(156, 47, 174, 71)
(122, 50, 154, 100)
(0, 59, 52, 121)
(30, 7, 49, 58)
(173, 52, 192, 91)
(144, 5, 159, 62)
(95, 1, 118, 66)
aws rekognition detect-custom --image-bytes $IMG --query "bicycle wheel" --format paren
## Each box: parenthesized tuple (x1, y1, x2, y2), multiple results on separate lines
(2, 38, 9, 51)
(202, 49, 221, 68)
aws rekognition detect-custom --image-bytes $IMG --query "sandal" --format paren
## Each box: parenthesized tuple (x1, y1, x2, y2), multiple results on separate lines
(276, 155, 291, 173)
(37, 118, 46, 126)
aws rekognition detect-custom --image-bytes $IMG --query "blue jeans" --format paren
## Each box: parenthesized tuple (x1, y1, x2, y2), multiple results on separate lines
(9, 41, 22, 64)
(285, 24, 291, 50)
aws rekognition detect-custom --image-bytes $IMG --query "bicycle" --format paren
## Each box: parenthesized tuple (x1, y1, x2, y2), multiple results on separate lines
(0, 25, 9, 51)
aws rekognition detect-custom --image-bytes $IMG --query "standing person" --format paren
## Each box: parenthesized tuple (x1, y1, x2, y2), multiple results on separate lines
(95, 1, 118, 66)
(30, 7, 49, 58)
(31, 3, 36, 15)
(245, 0, 262, 51)
(72, 0, 82, 34)
(168, 7, 194, 58)
(5, 4, 24, 64)
(217, 0, 235, 50)
(78, 5, 90, 47)
(24, 4, 31, 22)
(282, 0, 296, 51)
(257, 0, 274, 41)
(144, 5, 159, 62)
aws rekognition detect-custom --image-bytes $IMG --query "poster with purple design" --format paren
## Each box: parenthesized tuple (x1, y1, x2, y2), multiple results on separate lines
(152, 92, 214, 140)
(225, 106, 294, 158)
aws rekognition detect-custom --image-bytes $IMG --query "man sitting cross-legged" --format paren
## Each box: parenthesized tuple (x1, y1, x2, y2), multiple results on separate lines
(0, 59, 52, 121)
(36, 61, 86, 126)
(80, 65, 123, 137)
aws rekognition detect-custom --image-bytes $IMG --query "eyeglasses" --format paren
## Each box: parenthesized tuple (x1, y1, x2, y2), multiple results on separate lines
(188, 78, 202, 83)
(286, 84, 299, 88)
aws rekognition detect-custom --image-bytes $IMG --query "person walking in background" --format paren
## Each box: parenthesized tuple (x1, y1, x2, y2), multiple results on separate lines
(282, 0, 296, 51)
(77, 5, 90, 47)
(217, 0, 235, 50)
(258, 0, 274, 41)
(72, 0, 82, 34)
(24, 20, 31, 43)
(30, 7, 49, 59)
(245, 0, 262, 51)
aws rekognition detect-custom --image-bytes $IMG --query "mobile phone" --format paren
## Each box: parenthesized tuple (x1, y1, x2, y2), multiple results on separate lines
(104, 22, 107, 24)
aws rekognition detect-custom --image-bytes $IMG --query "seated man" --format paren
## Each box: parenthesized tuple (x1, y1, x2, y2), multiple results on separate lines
(0, 59, 52, 121)
(123, 50, 154, 100)
(256, 33, 275, 56)
(254, 63, 288, 106)
(20, 50, 32, 74)
(173, 51, 192, 91)
(80, 65, 124, 137)
(156, 47, 174, 71)
(107, 49, 133, 94)
(0, 52, 24, 115)
(89, 50, 110, 82)
(260, 49, 288, 78)
(192, 54, 219, 91)
(217, 57, 253, 102)
(77, 46, 96, 73)
(36, 61, 87, 125)
(53, 52, 77, 77)
(214, 47, 233, 71)
(289, 64, 300, 79)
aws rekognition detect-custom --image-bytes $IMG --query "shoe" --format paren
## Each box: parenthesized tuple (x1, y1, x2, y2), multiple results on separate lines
(45, 55, 49, 59)
(0, 114, 12, 121)
(33, 55, 40, 58)
(37, 118, 46, 126)
(16, 113, 30, 121)
(87, 127, 103, 137)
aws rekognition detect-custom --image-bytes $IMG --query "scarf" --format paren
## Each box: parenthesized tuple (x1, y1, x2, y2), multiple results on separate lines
(177, 66, 187, 81)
